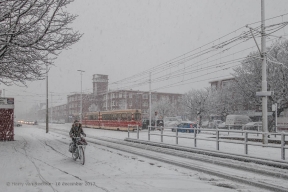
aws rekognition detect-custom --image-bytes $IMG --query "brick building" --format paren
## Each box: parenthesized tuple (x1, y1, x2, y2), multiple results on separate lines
(40, 74, 183, 122)
(95, 90, 181, 118)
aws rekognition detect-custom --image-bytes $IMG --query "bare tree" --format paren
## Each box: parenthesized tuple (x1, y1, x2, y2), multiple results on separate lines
(232, 40, 288, 131)
(208, 83, 245, 122)
(182, 88, 210, 126)
(151, 97, 180, 119)
(0, 0, 82, 85)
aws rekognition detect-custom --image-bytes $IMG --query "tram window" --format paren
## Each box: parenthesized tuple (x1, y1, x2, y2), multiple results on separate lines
(127, 113, 132, 121)
(121, 113, 127, 120)
(89, 115, 93, 120)
(112, 114, 117, 120)
(103, 114, 109, 120)
(94, 115, 98, 120)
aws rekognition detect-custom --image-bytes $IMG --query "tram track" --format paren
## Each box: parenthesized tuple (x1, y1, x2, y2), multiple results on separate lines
(44, 126, 288, 191)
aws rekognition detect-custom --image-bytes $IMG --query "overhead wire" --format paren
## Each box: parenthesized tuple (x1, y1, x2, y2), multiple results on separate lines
(108, 21, 288, 90)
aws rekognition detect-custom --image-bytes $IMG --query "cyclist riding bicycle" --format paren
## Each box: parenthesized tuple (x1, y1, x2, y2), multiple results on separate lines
(69, 120, 86, 152)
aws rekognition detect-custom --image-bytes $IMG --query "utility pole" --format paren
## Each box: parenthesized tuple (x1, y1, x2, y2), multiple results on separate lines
(106, 91, 108, 110)
(111, 92, 112, 110)
(77, 70, 85, 123)
(149, 72, 152, 130)
(50, 93, 53, 124)
(275, 103, 278, 133)
(261, 0, 268, 144)
(125, 91, 127, 109)
(46, 65, 49, 133)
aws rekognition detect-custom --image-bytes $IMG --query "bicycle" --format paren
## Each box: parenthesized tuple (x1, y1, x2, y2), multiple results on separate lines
(69, 136, 87, 165)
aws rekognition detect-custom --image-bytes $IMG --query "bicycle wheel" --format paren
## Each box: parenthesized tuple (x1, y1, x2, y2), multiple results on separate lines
(79, 146, 85, 165)
(72, 147, 78, 161)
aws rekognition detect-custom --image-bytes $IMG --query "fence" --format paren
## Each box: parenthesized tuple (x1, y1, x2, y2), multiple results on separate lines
(127, 125, 288, 160)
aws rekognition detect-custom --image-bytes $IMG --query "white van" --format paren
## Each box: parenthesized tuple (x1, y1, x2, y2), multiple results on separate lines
(163, 116, 182, 127)
(225, 115, 251, 126)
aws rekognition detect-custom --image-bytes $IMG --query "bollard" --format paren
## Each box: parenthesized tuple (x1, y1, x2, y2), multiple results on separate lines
(161, 127, 163, 142)
(176, 128, 178, 145)
(216, 130, 219, 150)
(228, 125, 230, 135)
(137, 125, 139, 139)
(242, 125, 244, 136)
(148, 126, 150, 141)
(244, 132, 248, 155)
(194, 128, 197, 147)
(281, 133, 285, 160)
(128, 125, 130, 138)
(257, 125, 259, 136)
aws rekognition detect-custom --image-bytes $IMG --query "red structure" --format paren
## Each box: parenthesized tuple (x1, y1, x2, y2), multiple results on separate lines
(83, 109, 142, 131)
(0, 98, 14, 141)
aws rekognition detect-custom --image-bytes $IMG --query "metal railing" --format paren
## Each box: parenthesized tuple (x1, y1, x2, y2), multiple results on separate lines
(127, 125, 139, 139)
(128, 125, 288, 160)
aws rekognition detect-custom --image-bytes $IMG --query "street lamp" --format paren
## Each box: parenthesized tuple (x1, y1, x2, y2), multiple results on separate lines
(77, 70, 85, 123)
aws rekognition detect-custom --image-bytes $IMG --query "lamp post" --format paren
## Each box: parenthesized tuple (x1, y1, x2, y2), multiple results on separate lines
(77, 70, 85, 123)
(46, 65, 49, 133)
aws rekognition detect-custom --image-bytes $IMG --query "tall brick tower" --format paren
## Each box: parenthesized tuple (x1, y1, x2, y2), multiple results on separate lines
(92, 74, 108, 96)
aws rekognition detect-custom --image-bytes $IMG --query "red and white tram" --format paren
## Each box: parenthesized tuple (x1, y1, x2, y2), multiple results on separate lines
(83, 109, 141, 131)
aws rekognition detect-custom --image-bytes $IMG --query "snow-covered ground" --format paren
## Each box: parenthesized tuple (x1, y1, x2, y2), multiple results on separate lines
(42, 123, 288, 161)
(0, 125, 265, 192)
(0, 125, 272, 192)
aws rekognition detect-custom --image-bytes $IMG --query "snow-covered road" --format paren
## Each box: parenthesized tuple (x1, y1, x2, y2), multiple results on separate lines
(0, 125, 265, 192)
(0, 125, 263, 192)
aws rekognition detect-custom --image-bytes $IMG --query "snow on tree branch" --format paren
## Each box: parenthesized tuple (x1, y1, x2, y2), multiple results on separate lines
(0, 0, 82, 85)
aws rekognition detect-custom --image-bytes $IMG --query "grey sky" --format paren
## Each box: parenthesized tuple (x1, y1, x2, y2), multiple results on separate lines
(2, 0, 288, 117)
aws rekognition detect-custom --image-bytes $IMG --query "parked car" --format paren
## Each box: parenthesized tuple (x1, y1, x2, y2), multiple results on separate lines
(142, 119, 151, 129)
(225, 115, 251, 126)
(14, 121, 22, 127)
(155, 120, 164, 131)
(142, 120, 163, 130)
(201, 120, 209, 128)
(173, 121, 198, 133)
(217, 122, 226, 128)
(209, 120, 223, 128)
(244, 122, 262, 130)
(164, 116, 182, 128)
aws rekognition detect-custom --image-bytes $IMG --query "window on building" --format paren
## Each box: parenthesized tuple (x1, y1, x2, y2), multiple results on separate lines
(129, 93, 132, 98)
(143, 102, 148, 107)
(222, 81, 229, 87)
(119, 93, 122, 98)
(211, 83, 217, 90)
(152, 94, 157, 99)
(142, 94, 148, 99)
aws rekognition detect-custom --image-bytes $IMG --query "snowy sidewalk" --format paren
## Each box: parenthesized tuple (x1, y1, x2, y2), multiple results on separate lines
(0, 126, 259, 192)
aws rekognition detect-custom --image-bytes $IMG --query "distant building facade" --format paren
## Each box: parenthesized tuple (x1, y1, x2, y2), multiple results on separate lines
(40, 74, 183, 122)
(209, 77, 235, 90)
(95, 90, 182, 119)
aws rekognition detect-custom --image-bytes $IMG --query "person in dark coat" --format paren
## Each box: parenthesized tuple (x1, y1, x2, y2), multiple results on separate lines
(69, 120, 86, 152)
